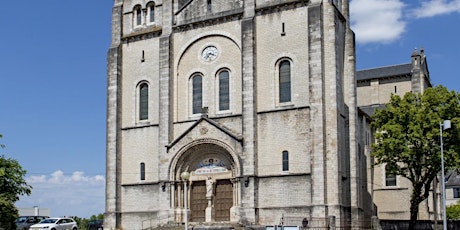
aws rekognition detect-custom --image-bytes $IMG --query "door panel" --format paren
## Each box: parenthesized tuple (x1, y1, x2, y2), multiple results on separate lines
(214, 179, 233, 221)
(190, 181, 206, 222)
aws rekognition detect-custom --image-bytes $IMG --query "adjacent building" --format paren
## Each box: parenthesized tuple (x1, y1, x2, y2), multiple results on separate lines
(356, 48, 440, 221)
(105, 0, 371, 229)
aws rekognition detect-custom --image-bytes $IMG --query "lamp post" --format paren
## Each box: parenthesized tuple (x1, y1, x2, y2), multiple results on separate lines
(440, 120, 451, 230)
(181, 171, 190, 230)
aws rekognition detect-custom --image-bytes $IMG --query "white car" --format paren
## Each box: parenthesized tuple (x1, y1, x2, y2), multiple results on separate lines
(29, 218, 78, 230)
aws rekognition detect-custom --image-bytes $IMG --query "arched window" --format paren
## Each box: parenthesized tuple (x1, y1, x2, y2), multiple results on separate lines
(279, 60, 291, 103)
(140, 162, 145, 180)
(218, 70, 230, 111)
(282, 151, 289, 171)
(139, 83, 149, 120)
(192, 75, 203, 114)
(147, 2, 155, 23)
(134, 5, 142, 26)
(385, 165, 396, 186)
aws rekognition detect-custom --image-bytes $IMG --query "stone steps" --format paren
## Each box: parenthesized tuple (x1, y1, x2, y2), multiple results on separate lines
(150, 223, 266, 230)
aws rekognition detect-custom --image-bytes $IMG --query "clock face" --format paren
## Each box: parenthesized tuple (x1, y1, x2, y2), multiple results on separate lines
(201, 46, 218, 62)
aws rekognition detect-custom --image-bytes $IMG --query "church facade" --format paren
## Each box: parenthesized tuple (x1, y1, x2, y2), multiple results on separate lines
(105, 0, 369, 229)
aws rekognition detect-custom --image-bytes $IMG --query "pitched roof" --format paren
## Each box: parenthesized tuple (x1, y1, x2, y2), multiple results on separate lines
(446, 170, 460, 187)
(358, 104, 386, 117)
(357, 63, 412, 81)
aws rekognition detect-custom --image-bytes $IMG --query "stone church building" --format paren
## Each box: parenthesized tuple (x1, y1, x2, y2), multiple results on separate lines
(105, 0, 371, 229)
(357, 48, 438, 221)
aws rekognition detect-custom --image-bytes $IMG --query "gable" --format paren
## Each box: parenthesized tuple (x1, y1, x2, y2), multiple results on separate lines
(166, 116, 242, 153)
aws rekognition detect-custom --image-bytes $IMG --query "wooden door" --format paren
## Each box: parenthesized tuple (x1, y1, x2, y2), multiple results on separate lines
(214, 179, 233, 221)
(190, 181, 206, 222)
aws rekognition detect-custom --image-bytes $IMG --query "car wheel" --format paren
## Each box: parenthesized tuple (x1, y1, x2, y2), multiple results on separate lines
(73, 227, 78, 230)
(97, 228, 103, 230)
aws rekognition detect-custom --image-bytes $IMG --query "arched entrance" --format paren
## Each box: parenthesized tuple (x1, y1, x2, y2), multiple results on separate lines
(170, 141, 240, 223)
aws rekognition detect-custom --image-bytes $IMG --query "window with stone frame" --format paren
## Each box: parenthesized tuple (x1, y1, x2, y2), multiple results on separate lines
(140, 162, 145, 180)
(218, 69, 230, 111)
(454, 187, 460, 198)
(139, 82, 149, 120)
(282, 151, 289, 171)
(134, 5, 142, 26)
(385, 165, 396, 186)
(147, 2, 155, 24)
(192, 74, 203, 114)
(279, 60, 291, 103)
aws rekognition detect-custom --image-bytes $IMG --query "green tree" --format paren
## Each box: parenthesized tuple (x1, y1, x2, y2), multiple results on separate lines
(0, 136, 32, 229)
(371, 86, 460, 230)
(72, 213, 104, 230)
(447, 201, 460, 220)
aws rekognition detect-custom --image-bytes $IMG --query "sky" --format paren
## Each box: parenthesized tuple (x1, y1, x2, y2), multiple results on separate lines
(0, 0, 459, 219)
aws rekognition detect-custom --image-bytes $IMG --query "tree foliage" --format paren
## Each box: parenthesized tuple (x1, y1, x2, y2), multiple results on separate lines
(0, 135, 32, 229)
(447, 201, 460, 220)
(72, 213, 104, 230)
(371, 86, 460, 230)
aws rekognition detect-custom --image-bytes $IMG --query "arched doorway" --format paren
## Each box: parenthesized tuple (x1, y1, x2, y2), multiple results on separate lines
(171, 142, 240, 223)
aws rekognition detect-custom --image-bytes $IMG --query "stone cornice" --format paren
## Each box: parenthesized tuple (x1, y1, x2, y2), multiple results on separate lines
(121, 26, 162, 43)
(255, 0, 309, 16)
(173, 8, 244, 33)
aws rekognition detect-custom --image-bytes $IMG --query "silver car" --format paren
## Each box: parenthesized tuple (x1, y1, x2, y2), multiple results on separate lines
(29, 218, 78, 230)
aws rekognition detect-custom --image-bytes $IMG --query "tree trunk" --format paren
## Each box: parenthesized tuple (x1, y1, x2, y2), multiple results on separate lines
(409, 183, 424, 230)
(409, 200, 420, 230)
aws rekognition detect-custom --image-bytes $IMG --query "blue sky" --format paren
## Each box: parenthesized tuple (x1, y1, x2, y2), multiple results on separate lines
(0, 0, 459, 219)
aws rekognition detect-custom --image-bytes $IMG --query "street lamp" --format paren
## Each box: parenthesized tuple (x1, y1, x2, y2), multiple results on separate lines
(181, 171, 190, 230)
(440, 120, 451, 230)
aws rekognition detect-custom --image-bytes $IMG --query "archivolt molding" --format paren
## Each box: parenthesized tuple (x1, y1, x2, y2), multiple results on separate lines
(175, 31, 241, 71)
(169, 138, 241, 181)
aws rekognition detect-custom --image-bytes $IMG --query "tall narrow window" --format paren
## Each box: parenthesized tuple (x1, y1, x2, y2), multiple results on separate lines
(219, 70, 230, 111)
(282, 151, 289, 171)
(279, 60, 291, 103)
(385, 165, 396, 186)
(148, 3, 155, 23)
(207, 0, 212, 13)
(139, 83, 149, 120)
(140, 163, 145, 180)
(135, 7, 142, 26)
(454, 188, 460, 198)
(192, 75, 203, 114)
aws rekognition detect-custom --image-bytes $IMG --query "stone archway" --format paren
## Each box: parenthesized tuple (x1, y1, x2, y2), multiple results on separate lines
(171, 141, 240, 223)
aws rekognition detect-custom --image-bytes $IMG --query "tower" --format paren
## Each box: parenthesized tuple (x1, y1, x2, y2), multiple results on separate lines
(105, 0, 367, 228)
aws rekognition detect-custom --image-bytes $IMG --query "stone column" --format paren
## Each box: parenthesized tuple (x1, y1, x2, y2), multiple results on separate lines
(105, 1, 123, 229)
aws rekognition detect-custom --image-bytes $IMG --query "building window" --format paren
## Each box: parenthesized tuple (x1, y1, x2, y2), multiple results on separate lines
(134, 5, 142, 26)
(140, 163, 145, 180)
(385, 165, 396, 186)
(454, 188, 460, 198)
(282, 151, 289, 171)
(207, 0, 212, 13)
(139, 83, 149, 120)
(279, 60, 291, 103)
(192, 74, 203, 114)
(218, 70, 230, 111)
(147, 2, 155, 23)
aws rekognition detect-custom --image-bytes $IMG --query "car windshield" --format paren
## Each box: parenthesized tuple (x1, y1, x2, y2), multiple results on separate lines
(40, 218, 59, 224)
(16, 217, 27, 223)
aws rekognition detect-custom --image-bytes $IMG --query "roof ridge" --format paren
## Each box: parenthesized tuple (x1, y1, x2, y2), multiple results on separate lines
(358, 62, 411, 71)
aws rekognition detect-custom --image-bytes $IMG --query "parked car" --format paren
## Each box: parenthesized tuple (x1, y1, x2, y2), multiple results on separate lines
(15, 216, 49, 230)
(29, 217, 78, 230)
(86, 219, 103, 230)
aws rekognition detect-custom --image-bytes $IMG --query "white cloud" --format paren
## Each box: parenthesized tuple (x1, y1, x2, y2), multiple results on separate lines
(16, 170, 105, 218)
(350, 0, 407, 44)
(410, 0, 460, 18)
